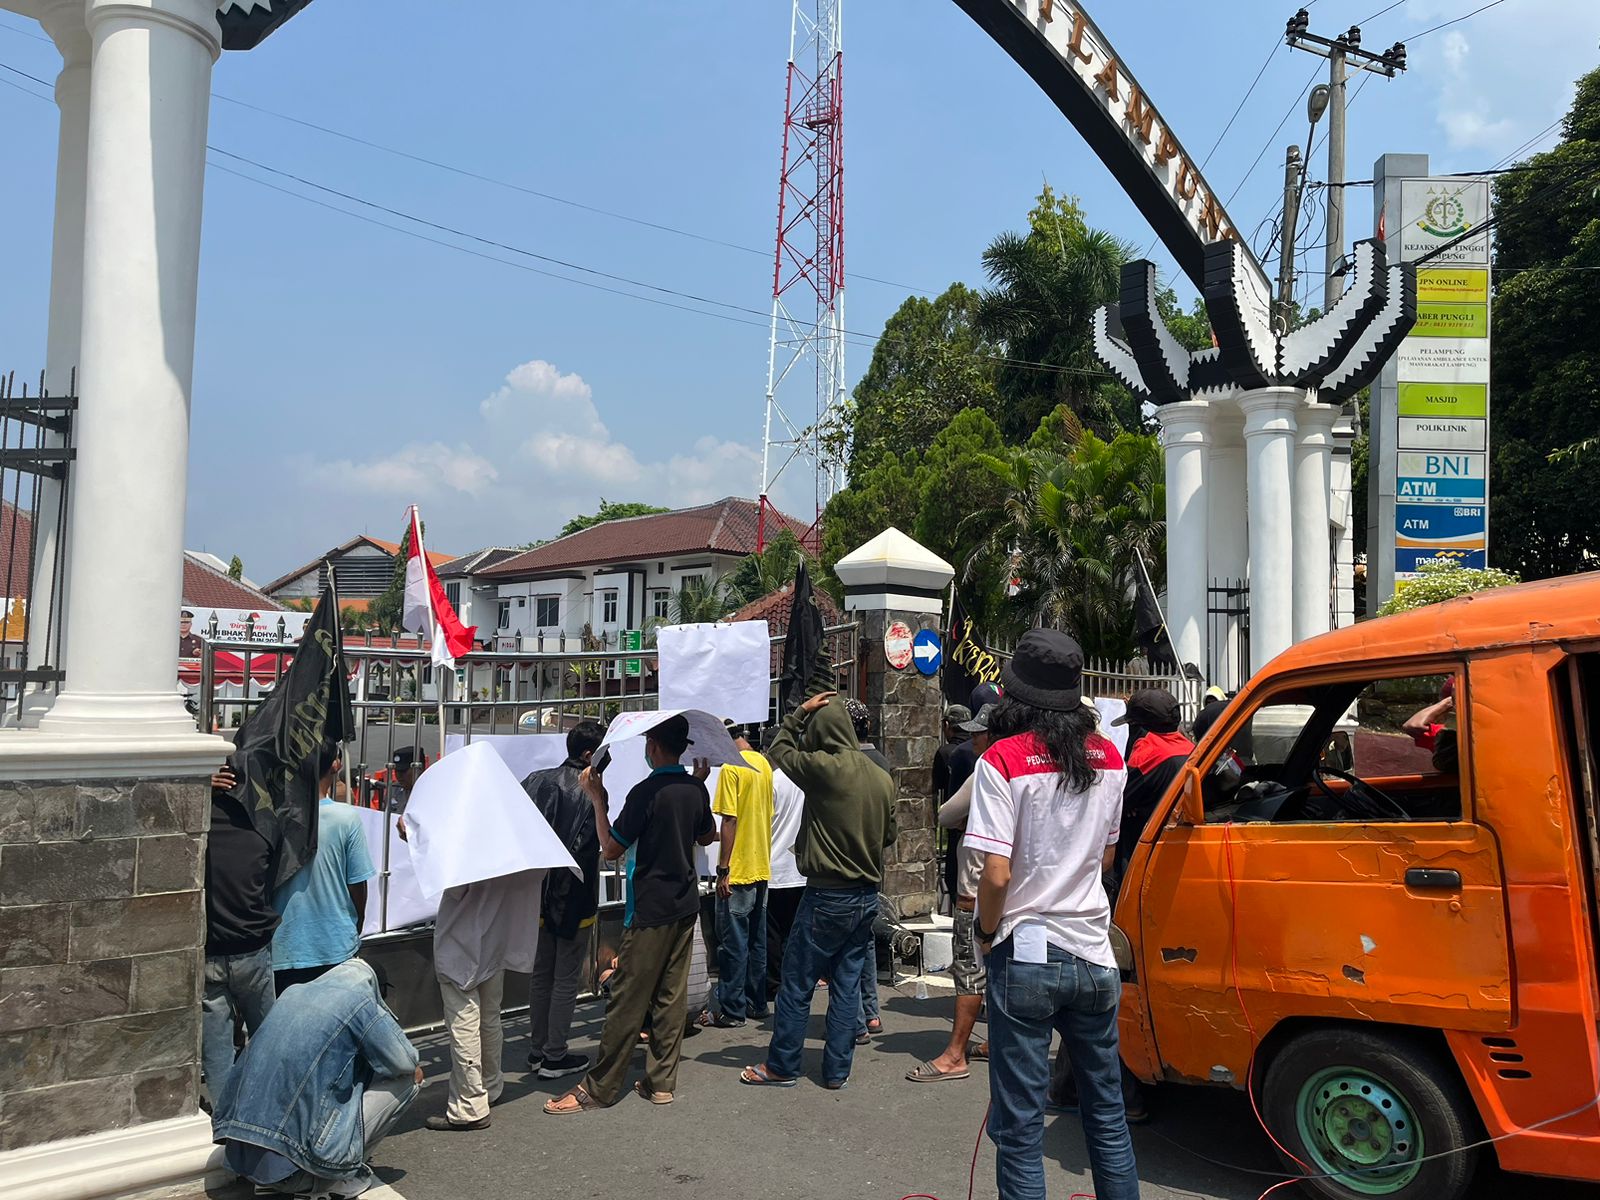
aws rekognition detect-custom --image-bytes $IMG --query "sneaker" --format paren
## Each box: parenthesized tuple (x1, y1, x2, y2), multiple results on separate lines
(526, 1052, 543, 1072)
(538, 1052, 590, 1079)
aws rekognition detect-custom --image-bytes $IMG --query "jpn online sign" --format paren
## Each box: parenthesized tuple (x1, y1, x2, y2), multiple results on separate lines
(1393, 179, 1491, 577)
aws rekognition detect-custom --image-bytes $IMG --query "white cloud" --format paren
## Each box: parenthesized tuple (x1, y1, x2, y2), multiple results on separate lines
(293, 357, 804, 554)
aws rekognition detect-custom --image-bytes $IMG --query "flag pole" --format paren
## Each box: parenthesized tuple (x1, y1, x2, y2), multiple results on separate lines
(1133, 546, 1184, 675)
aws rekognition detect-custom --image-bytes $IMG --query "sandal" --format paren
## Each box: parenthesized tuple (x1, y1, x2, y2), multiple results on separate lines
(543, 1085, 604, 1115)
(634, 1080, 673, 1105)
(969, 1042, 990, 1061)
(906, 1059, 970, 1083)
(866, 1019, 883, 1035)
(696, 1010, 746, 1029)
(739, 1064, 798, 1087)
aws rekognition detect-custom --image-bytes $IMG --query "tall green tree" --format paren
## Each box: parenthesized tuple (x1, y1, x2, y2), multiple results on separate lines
(819, 451, 921, 590)
(981, 411, 1166, 658)
(559, 499, 669, 539)
(912, 408, 1013, 629)
(1489, 66, 1600, 579)
(724, 528, 817, 608)
(227, 554, 244, 581)
(976, 185, 1135, 440)
(845, 283, 1000, 473)
(367, 524, 415, 634)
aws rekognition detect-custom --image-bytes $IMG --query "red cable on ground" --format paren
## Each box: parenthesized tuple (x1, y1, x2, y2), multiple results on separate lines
(898, 1100, 1098, 1200)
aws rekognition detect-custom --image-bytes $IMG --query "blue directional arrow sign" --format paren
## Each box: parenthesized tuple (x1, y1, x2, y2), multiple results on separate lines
(912, 629, 942, 677)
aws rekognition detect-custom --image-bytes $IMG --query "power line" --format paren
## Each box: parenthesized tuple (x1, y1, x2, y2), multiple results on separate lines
(1406, 0, 1509, 41)
(1358, 0, 1410, 23)
(1223, 61, 1324, 209)
(0, 20, 929, 296)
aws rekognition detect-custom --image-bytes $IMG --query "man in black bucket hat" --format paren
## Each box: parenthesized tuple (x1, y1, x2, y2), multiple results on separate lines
(966, 630, 1139, 1200)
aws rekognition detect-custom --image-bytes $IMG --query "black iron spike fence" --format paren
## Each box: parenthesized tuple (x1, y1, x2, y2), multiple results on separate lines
(0, 370, 75, 720)
(1206, 576, 1252, 697)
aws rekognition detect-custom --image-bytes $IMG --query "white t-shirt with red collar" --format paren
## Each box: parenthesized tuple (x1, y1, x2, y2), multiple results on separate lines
(965, 730, 1127, 969)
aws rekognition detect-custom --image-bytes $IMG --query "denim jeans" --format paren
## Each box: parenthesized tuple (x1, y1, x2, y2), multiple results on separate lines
(857, 954, 880, 1036)
(715, 880, 768, 1020)
(247, 1073, 418, 1196)
(986, 935, 1139, 1200)
(201, 946, 276, 1099)
(766, 885, 876, 1085)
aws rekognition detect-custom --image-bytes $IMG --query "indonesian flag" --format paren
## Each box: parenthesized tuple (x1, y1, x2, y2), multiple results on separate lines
(401, 505, 476, 669)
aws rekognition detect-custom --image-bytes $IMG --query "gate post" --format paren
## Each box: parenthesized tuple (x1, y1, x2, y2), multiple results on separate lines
(833, 529, 954, 921)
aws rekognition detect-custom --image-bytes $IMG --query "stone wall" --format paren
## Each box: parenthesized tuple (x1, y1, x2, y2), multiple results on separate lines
(0, 776, 206, 1151)
(859, 608, 942, 920)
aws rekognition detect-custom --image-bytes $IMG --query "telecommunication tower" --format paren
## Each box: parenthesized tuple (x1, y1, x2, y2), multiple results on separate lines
(757, 0, 845, 552)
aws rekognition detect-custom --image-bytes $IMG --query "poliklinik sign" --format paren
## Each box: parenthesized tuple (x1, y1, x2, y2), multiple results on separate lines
(955, 0, 1269, 299)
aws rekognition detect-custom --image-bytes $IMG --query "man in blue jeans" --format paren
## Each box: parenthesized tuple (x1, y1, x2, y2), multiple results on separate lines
(967, 631, 1139, 1200)
(741, 690, 896, 1090)
(702, 725, 775, 1028)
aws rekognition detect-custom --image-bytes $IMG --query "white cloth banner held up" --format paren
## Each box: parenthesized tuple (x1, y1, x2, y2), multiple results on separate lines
(658, 621, 771, 724)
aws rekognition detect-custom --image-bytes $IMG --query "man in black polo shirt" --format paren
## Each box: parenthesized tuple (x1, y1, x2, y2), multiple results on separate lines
(544, 714, 715, 1113)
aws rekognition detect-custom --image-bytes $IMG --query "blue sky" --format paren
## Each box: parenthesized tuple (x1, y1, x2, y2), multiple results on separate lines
(0, 0, 1593, 581)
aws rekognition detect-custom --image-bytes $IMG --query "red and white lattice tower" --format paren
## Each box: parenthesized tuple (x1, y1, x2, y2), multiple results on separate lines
(757, 0, 845, 553)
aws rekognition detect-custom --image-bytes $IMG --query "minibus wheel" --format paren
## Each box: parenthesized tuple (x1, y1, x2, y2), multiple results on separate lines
(1261, 1027, 1478, 1200)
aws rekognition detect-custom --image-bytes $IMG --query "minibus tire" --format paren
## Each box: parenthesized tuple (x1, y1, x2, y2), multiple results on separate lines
(1261, 1027, 1478, 1200)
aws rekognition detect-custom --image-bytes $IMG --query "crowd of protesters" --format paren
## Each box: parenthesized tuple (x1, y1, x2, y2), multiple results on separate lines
(198, 641, 1229, 1200)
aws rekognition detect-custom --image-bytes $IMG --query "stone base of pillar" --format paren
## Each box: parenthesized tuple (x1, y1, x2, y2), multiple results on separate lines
(0, 1113, 225, 1200)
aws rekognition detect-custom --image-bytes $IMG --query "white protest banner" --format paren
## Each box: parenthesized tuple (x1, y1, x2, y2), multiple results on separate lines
(599, 708, 745, 770)
(1093, 697, 1129, 757)
(351, 806, 436, 935)
(444, 732, 568, 780)
(658, 621, 771, 725)
(403, 741, 579, 900)
(190, 606, 311, 645)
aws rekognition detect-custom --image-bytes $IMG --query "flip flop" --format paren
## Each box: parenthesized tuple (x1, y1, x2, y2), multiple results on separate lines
(634, 1081, 673, 1105)
(740, 1064, 798, 1087)
(968, 1042, 990, 1061)
(543, 1085, 604, 1115)
(906, 1060, 971, 1083)
(696, 1010, 746, 1029)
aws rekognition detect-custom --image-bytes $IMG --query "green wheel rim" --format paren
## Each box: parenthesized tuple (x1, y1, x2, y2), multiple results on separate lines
(1294, 1066, 1424, 1194)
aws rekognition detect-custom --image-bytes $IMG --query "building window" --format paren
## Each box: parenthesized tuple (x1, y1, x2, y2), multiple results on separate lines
(445, 581, 461, 609)
(535, 596, 559, 627)
(681, 574, 705, 593)
(497, 600, 510, 630)
(601, 590, 619, 624)
(651, 589, 670, 619)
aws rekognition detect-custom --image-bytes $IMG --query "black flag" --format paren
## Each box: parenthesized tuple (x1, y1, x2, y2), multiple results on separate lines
(1133, 552, 1178, 672)
(778, 559, 826, 716)
(224, 581, 354, 888)
(943, 593, 978, 707)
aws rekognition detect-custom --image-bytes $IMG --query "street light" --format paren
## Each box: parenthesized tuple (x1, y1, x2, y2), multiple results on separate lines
(1308, 84, 1330, 126)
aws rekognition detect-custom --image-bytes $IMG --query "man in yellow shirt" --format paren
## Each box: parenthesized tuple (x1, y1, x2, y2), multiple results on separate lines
(701, 724, 775, 1028)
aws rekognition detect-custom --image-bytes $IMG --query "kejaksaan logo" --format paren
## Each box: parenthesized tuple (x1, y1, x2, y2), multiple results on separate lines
(1418, 187, 1472, 239)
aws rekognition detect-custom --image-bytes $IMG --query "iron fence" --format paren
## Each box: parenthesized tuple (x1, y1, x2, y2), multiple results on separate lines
(1207, 577, 1251, 697)
(986, 634, 1206, 724)
(0, 371, 74, 721)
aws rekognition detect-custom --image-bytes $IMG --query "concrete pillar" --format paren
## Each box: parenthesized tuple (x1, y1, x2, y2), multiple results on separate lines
(18, 0, 92, 725)
(834, 529, 954, 921)
(1240, 387, 1301, 667)
(1293, 400, 1340, 644)
(40, 0, 221, 738)
(1204, 403, 1248, 687)
(1330, 409, 1357, 628)
(1156, 401, 1209, 675)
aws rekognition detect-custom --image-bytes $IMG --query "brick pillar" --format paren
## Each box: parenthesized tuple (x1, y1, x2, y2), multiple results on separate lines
(835, 529, 954, 922)
(0, 771, 209, 1151)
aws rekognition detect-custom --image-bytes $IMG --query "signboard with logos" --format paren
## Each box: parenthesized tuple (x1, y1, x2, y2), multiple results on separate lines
(1373, 173, 1492, 589)
(620, 628, 643, 678)
(187, 606, 310, 647)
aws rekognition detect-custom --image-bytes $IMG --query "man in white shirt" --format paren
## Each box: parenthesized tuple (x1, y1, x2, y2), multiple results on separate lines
(763, 737, 808, 999)
(966, 630, 1139, 1200)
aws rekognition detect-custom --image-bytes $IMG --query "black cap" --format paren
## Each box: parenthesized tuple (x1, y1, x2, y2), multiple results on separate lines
(648, 714, 692, 756)
(1112, 688, 1181, 733)
(969, 682, 1002, 712)
(392, 746, 419, 771)
(999, 631, 1083, 713)
(958, 702, 996, 733)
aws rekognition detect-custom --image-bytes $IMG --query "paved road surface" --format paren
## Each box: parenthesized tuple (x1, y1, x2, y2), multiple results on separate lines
(316, 988, 1597, 1200)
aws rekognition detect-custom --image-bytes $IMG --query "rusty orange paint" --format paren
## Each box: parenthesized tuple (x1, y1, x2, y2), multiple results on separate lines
(1115, 572, 1600, 1183)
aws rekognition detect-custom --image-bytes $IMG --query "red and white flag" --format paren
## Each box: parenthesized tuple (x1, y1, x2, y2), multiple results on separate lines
(401, 505, 476, 669)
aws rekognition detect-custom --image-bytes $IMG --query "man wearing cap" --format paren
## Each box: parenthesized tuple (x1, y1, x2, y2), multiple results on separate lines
(1111, 688, 1195, 883)
(932, 704, 972, 913)
(385, 747, 421, 815)
(1190, 686, 1229, 745)
(907, 702, 995, 1083)
(179, 609, 204, 659)
(545, 714, 715, 1113)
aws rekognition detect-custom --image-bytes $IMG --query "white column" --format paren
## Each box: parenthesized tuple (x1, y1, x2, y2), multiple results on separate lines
(1293, 401, 1340, 643)
(1240, 388, 1301, 668)
(16, 1, 92, 726)
(1204, 402, 1248, 687)
(1330, 411, 1357, 628)
(40, 0, 222, 738)
(1156, 401, 1210, 674)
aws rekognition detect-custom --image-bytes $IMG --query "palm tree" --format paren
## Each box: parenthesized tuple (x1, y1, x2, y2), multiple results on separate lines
(975, 190, 1135, 441)
(723, 529, 814, 608)
(981, 410, 1165, 659)
(667, 576, 736, 625)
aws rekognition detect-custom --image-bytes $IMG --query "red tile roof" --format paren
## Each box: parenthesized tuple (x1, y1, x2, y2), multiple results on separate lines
(182, 554, 288, 611)
(485, 498, 811, 580)
(0, 502, 31, 601)
(728, 582, 845, 675)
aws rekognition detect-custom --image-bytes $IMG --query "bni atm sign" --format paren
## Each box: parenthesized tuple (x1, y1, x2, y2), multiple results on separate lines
(1396, 451, 1486, 503)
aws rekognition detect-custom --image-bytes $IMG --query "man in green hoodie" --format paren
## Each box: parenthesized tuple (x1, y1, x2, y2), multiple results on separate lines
(740, 690, 897, 1090)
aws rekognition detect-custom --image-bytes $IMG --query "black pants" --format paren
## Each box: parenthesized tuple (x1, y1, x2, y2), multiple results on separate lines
(765, 886, 805, 999)
(273, 963, 335, 995)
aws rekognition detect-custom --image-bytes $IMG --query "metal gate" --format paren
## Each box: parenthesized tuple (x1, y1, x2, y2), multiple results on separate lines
(1206, 577, 1251, 696)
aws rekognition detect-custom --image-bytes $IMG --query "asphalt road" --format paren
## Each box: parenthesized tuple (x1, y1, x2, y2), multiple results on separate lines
(342, 988, 1599, 1200)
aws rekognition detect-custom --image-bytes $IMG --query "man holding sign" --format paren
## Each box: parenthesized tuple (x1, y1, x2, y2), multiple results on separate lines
(545, 715, 716, 1114)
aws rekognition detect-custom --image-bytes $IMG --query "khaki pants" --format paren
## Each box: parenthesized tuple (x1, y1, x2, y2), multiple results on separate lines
(439, 971, 505, 1122)
(583, 914, 696, 1105)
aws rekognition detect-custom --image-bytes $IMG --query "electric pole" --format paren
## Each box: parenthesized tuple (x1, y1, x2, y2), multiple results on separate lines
(1277, 143, 1302, 332)
(1285, 10, 1405, 311)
